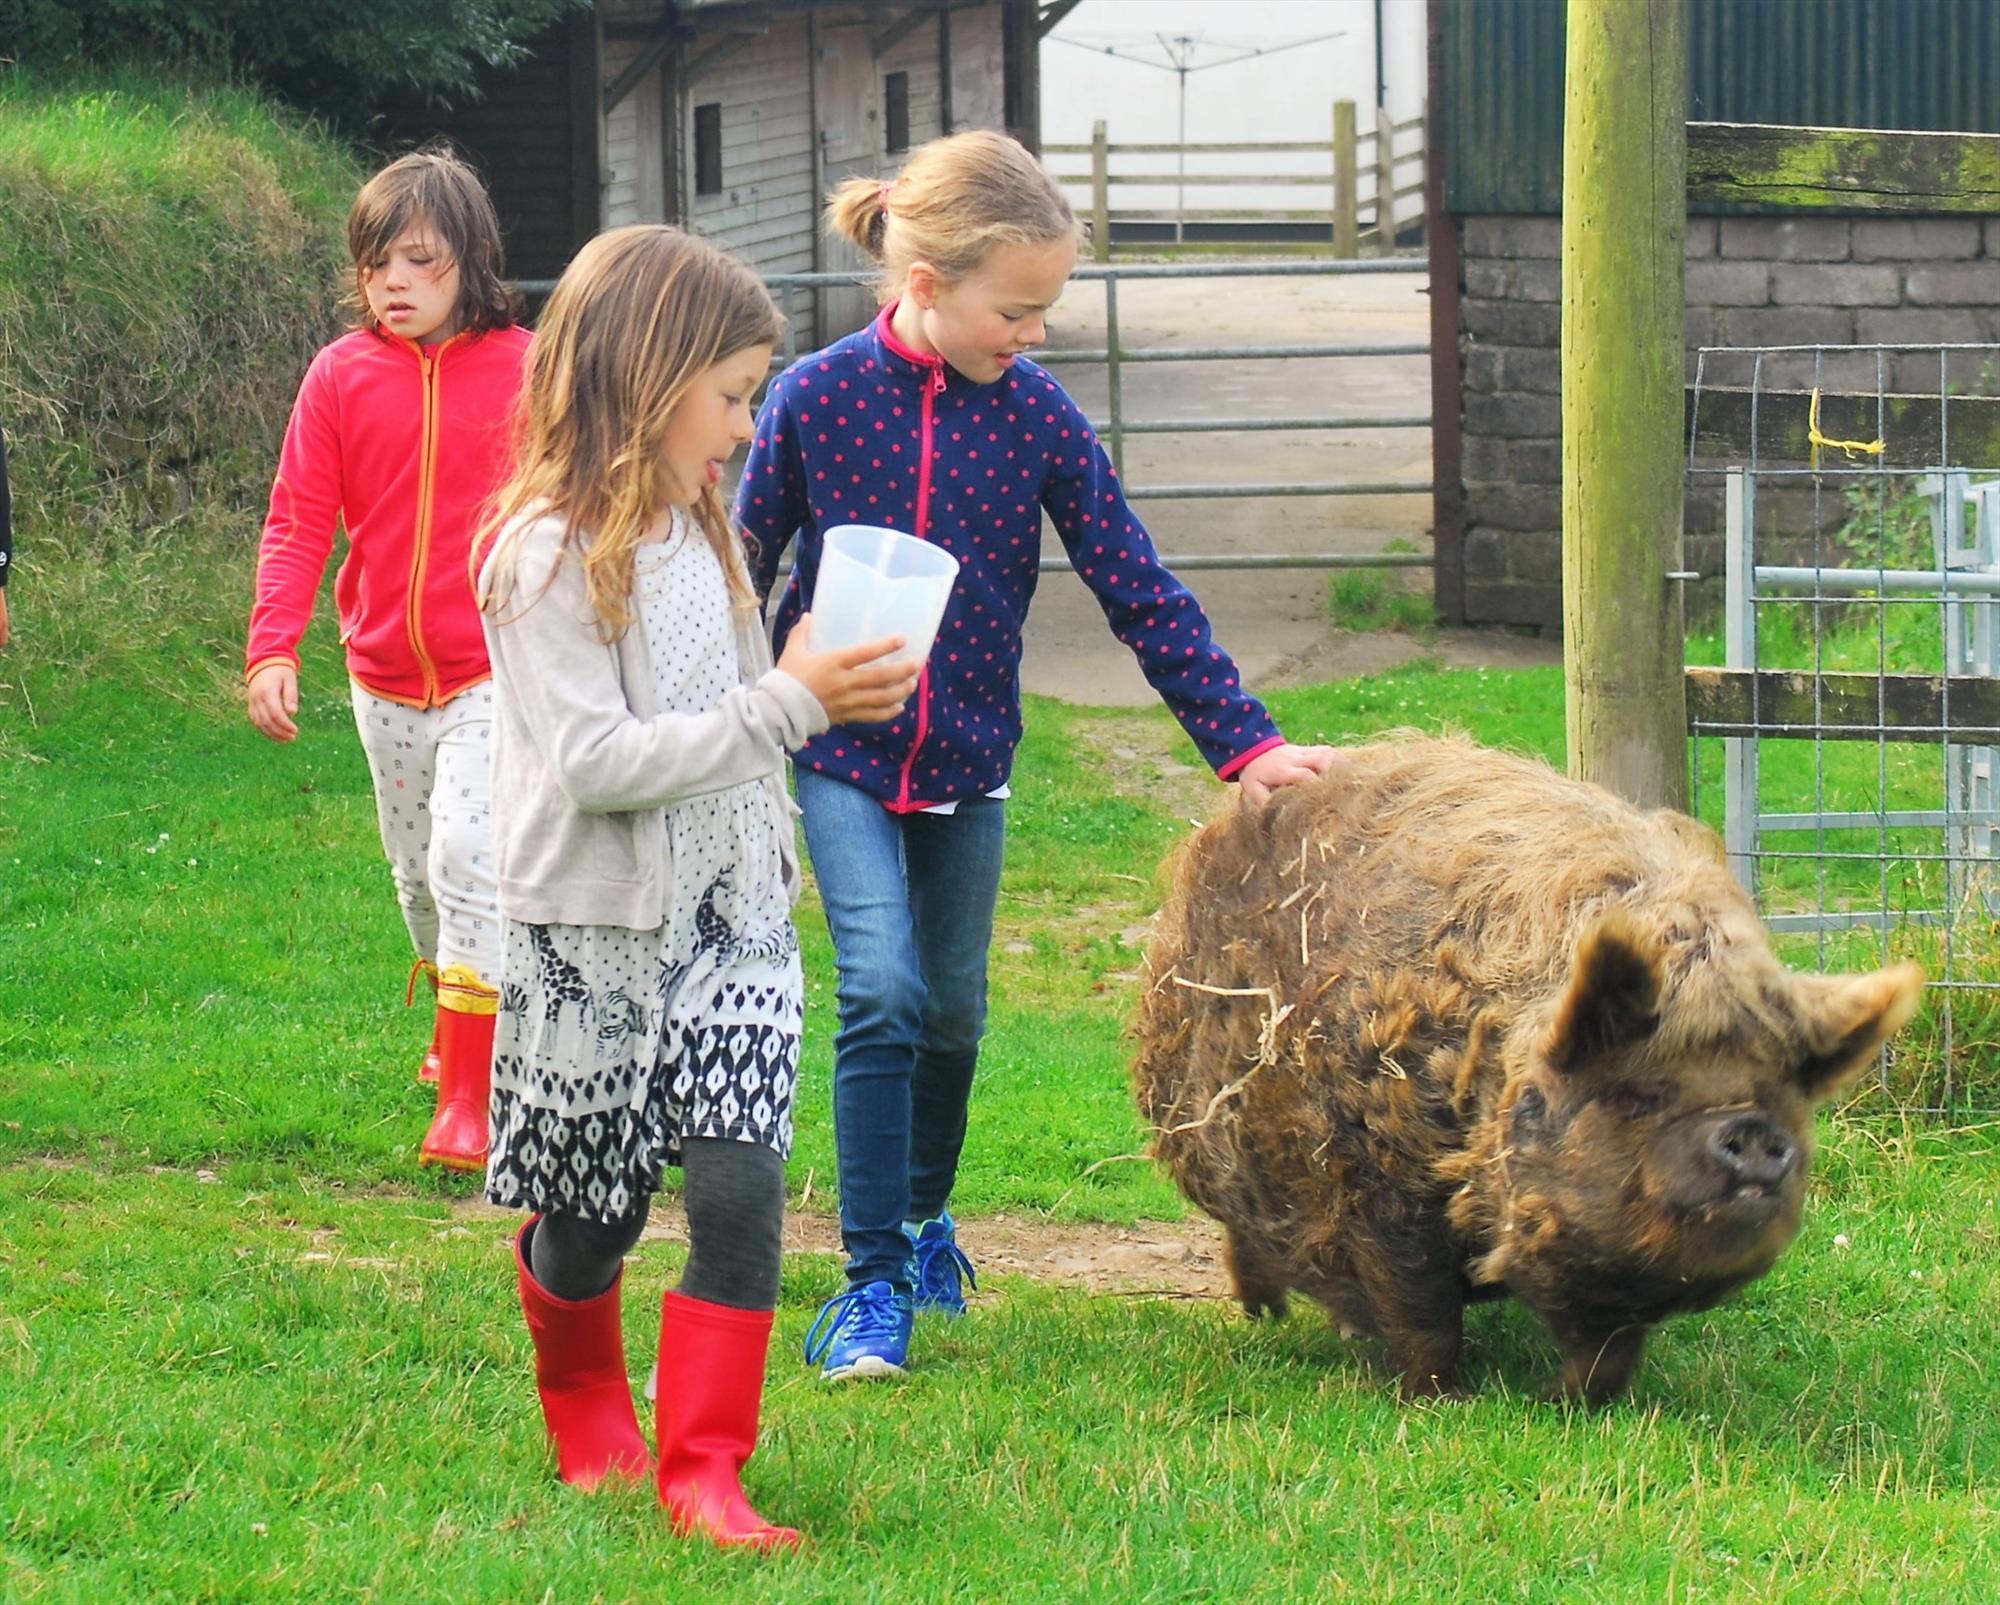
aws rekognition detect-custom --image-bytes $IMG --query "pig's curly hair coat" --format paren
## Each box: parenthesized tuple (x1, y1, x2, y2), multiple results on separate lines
(1132, 732, 1920, 1400)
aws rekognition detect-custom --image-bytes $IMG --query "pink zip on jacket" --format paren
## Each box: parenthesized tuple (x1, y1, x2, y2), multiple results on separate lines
(246, 324, 533, 708)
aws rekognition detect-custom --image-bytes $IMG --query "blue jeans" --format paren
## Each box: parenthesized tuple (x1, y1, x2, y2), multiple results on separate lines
(795, 769, 1006, 1292)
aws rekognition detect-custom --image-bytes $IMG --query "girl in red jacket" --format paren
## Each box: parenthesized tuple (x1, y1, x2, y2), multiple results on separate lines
(245, 147, 532, 1171)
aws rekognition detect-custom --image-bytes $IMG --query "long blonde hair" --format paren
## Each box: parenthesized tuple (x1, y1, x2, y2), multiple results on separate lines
(825, 129, 1078, 300)
(479, 225, 783, 636)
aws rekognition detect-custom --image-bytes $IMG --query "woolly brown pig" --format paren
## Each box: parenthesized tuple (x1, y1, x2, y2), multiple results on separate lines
(1133, 735, 1922, 1403)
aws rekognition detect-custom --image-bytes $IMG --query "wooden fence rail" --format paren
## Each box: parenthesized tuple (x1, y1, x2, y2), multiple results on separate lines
(1044, 99, 1426, 260)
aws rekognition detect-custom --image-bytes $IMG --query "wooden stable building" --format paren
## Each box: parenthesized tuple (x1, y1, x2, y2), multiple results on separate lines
(382, 0, 1050, 345)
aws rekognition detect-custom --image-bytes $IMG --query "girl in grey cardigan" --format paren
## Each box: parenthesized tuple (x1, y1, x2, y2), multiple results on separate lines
(476, 226, 914, 1549)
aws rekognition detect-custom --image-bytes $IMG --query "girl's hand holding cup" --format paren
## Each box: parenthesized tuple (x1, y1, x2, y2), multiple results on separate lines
(779, 612, 921, 725)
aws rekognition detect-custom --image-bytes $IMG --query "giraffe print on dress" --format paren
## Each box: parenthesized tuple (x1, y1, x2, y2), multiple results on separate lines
(528, 922, 597, 1074)
(693, 870, 736, 960)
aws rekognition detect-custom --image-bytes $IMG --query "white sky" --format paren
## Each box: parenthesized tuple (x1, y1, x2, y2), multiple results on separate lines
(1040, 0, 1429, 146)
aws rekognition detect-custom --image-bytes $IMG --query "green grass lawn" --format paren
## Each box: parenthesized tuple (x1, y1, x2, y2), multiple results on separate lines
(3, 1133, 1994, 1601)
(4, 538, 1997, 1599)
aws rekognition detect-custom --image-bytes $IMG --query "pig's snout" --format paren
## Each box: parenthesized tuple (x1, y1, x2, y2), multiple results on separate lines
(1705, 1111, 1798, 1191)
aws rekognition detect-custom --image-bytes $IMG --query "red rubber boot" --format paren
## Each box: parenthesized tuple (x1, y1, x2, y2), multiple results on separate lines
(654, 1291, 802, 1550)
(418, 964, 493, 1171)
(515, 1218, 653, 1488)
(407, 959, 442, 1083)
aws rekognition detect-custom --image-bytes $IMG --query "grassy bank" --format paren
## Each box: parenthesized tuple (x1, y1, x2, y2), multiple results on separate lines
(0, 68, 359, 745)
(0, 68, 359, 521)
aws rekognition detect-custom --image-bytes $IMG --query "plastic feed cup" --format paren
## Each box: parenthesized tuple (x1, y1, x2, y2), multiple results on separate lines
(809, 525, 960, 667)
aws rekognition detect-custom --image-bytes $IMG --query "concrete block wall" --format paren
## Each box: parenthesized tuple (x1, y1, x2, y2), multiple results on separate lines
(1457, 215, 2000, 630)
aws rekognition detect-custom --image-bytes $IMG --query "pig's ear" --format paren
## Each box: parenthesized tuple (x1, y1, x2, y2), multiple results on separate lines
(1792, 963, 1925, 1096)
(1543, 909, 1662, 1074)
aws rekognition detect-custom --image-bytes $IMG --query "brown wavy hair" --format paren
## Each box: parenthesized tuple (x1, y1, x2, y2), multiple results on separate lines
(345, 144, 522, 336)
(477, 225, 784, 637)
(825, 128, 1078, 301)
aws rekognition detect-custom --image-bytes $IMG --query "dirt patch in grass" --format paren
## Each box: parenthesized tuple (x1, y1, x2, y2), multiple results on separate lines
(450, 1194, 1233, 1300)
(12, 1156, 1232, 1299)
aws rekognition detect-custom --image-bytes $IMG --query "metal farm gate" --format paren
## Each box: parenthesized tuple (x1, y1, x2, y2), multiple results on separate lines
(763, 257, 1435, 579)
(521, 257, 1437, 578)
(1686, 343, 2000, 1112)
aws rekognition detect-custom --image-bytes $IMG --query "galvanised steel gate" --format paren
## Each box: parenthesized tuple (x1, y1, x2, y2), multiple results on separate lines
(759, 257, 1433, 577)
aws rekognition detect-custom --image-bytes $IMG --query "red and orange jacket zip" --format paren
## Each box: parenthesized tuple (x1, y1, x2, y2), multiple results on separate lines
(245, 324, 533, 707)
(734, 302, 1282, 812)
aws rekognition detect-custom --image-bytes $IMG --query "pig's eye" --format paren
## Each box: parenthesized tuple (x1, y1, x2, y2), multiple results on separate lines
(1513, 1085, 1548, 1132)
(1602, 1086, 1669, 1120)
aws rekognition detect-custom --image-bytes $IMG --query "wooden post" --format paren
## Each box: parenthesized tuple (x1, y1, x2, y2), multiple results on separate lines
(1374, 105, 1397, 252)
(1561, 0, 1689, 809)
(1090, 118, 1110, 264)
(1414, 98, 1429, 245)
(1333, 99, 1358, 259)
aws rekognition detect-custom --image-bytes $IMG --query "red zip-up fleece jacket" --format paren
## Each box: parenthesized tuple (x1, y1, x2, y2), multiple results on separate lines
(246, 324, 533, 708)
(733, 303, 1283, 812)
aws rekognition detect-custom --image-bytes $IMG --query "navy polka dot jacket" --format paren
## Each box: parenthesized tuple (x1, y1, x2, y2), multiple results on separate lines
(734, 303, 1284, 813)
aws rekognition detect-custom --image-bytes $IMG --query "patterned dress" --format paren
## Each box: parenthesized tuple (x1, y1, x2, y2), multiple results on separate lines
(484, 514, 802, 1222)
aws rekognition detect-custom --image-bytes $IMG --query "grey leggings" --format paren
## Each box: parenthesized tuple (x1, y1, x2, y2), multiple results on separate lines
(527, 1137, 785, 1310)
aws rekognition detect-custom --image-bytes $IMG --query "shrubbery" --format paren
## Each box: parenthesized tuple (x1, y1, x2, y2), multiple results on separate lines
(0, 0, 572, 115)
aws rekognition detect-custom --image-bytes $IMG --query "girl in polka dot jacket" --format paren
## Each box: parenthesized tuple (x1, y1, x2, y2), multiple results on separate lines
(735, 129, 1338, 1383)
(244, 148, 530, 1173)
(475, 227, 915, 1547)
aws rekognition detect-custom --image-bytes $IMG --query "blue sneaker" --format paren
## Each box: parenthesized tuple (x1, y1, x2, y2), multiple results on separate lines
(804, 1281, 914, 1381)
(904, 1211, 978, 1316)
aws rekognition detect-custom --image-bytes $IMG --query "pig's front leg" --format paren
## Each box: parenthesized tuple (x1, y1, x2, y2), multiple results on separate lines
(1548, 1315, 1652, 1405)
(1222, 1223, 1290, 1320)
(1387, 1323, 1466, 1401)
(1364, 1267, 1467, 1399)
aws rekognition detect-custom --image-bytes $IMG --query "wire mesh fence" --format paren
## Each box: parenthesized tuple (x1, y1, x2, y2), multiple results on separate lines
(1687, 343, 2000, 1115)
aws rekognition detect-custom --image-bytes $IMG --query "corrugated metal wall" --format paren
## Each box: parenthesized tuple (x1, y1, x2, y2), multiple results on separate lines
(1444, 0, 2000, 214)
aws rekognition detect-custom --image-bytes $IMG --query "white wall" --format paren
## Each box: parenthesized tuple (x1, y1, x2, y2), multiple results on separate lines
(1040, 0, 1427, 221)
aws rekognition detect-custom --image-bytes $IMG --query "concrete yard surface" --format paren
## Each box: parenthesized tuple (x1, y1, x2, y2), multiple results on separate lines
(1022, 261, 1557, 705)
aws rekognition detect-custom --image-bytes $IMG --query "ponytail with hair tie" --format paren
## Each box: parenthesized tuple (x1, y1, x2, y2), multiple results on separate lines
(822, 130, 1078, 303)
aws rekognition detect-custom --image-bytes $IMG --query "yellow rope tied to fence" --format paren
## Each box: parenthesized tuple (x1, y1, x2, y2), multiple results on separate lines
(1807, 386, 1886, 471)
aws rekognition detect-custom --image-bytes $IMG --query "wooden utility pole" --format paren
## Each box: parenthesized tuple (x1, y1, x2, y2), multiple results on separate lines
(1561, 0, 1689, 808)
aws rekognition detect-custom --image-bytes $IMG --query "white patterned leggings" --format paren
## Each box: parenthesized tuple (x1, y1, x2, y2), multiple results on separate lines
(349, 680, 499, 981)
